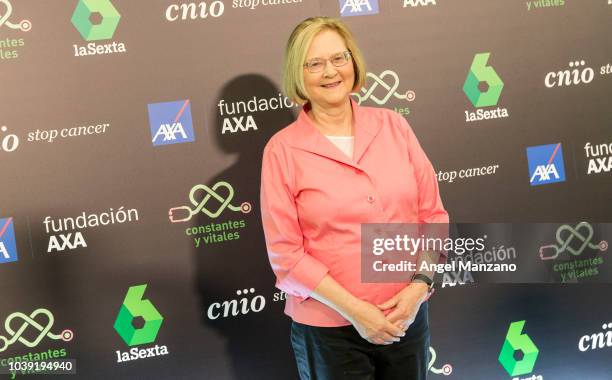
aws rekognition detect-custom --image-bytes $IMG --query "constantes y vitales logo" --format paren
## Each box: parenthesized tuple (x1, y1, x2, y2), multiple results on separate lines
(169, 181, 251, 248)
(539, 222, 607, 283)
(113, 284, 168, 363)
(0, 0, 32, 61)
(0, 308, 74, 377)
(352, 69, 415, 117)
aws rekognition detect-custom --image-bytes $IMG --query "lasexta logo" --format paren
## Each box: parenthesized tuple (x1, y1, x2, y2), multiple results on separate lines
(148, 100, 195, 146)
(71, 0, 121, 41)
(526, 143, 566, 186)
(114, 284, 164, 346)
(339, 0, 379, 17)
(498, 320, 539, 376)
(463, 53, 504, 108)
(0, 217, 18, 264)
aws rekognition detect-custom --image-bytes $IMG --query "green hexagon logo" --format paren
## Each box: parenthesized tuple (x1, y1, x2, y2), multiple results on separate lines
(114, 284, 164, 346)
(71, 0, 121, 41)
(463, 52, 504, 108)
(498, 320, 539, 376)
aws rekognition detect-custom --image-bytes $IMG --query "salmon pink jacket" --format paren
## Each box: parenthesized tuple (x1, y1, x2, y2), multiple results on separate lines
(260, 99, 448, 327)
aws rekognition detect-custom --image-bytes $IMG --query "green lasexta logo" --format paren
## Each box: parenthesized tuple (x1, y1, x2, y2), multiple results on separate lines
(463, 52, 504, 108)
(114, 284, 163, 346)
(71, 0, 121, 41)
(498, 320, 539, 376)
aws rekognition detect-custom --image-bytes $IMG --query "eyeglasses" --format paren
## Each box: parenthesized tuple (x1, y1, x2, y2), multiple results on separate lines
(303, 51, 352, 73)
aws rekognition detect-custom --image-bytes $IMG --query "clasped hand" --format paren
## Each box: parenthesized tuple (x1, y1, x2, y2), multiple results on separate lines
(349, 283, 429, 345)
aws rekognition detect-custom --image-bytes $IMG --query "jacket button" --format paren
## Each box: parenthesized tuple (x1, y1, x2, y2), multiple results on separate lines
(367, 195, 375, 203)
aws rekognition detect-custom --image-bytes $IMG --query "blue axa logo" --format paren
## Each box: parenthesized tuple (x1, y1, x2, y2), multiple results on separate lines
(148, 100, 195, 146)
(0, 217, 18, 264)
(526, 143, 566, 186)
(339, 0, 379, 17)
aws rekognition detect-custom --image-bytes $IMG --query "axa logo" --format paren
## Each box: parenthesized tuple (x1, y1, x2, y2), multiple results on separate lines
(148, 100, 195, 146)
(463, 52, 504, 108)
(526, 143, 566, 186)
(584, 141, 612, 175)
(0, 217, 18, 264)
(441, 267, 474, 288)
(339, 0, 379, 17)
(404, 0, 436, 7)
(498, 320, 539, 377)
(47, 232, 87, 253)
(71, 0, 120, 41)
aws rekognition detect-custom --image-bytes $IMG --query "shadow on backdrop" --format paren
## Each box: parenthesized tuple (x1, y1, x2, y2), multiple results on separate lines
(193, 74, 300, 380)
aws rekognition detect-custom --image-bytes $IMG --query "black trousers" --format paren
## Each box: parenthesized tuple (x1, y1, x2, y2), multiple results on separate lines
(290, 302, 430, 380)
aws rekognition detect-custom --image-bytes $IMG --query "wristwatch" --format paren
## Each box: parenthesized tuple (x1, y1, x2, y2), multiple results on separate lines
(411, 273, 435, 299)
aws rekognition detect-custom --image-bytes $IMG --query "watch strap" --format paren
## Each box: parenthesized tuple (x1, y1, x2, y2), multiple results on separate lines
(412, 273, 434, 287)
(411, 273, 435, 300)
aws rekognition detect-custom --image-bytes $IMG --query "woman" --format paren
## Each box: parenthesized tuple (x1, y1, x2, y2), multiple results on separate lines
(260, 17, 448, 380)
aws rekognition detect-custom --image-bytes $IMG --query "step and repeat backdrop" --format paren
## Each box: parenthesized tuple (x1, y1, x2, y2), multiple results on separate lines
(1, 0, 611, 379)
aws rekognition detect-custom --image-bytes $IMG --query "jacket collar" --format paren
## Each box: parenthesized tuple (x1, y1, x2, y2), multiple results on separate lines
(289, 97, 381, 168)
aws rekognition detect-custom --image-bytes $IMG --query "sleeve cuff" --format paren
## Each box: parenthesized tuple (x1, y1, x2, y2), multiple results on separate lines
(283, 253, 329, 301)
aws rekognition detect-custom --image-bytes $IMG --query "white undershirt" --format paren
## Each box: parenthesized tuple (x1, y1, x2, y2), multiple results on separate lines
(325, 135, 355, 160)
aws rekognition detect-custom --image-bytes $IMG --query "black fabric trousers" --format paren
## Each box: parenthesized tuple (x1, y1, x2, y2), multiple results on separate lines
(290, 302, 430, 380)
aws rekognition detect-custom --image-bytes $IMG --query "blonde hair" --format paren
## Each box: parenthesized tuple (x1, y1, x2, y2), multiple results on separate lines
(282, 17, 366, 105)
